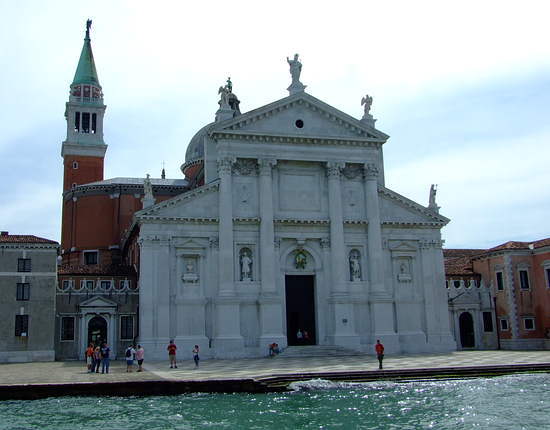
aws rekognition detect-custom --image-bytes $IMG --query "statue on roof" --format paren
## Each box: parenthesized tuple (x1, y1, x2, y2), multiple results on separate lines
(226, 77, 232, 93)
(287, 54, 302, 84)
(361, 94, 373, 116)
(428, 184, 440, 213)
(86, 19, 92, 38)
(286, 54, 306, 95)
(218, 85, 230, 107)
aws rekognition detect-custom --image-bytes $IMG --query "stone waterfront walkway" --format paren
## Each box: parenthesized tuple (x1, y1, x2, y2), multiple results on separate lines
(1, 350, 549, 386)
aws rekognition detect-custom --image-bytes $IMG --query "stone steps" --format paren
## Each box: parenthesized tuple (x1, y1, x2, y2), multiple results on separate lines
(278, 345, 364, 358)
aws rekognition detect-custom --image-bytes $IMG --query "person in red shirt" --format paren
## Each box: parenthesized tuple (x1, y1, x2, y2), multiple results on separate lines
(167, 340, 178, 368)
(375, 339, 385, 369)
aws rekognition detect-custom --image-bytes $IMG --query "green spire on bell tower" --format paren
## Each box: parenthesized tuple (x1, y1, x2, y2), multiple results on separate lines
(72, 19, 100, 87)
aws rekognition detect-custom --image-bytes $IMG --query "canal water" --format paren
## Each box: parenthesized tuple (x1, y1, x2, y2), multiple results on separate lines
(0, 373, 547, 429)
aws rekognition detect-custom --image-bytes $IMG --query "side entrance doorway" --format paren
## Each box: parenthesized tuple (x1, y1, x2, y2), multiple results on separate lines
(285, 275, 316, 346)
(459, 312, 475, 348)
(88, 315, 107, 347)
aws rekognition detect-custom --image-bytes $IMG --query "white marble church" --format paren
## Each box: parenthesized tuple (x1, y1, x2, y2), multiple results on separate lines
(134, 55, 456, 359)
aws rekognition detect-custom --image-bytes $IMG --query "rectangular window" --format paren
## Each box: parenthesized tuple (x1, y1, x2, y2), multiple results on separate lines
(91, 113, 97, 134)
(61, 317, 75, 341)
(519, 270, 530, 290)
(499, 318, 509, 331)
(82, 112, 90, 133)
(120, 280, 130, 290)
(523, 317, 535, 331)
(15, 315, 29, 336)
(61, 280, 72, 291)
(483, 312, 494, 332)
(16, 283, 30, 301)
(546, 268, 550, 289)
(84, 251, 98, 265)
(120, 316, 134, 340)
(496, 272, 504, 291)
(86, 280, 95, 290)
(74, 112, 80, 131)
(100, 280, 111, 290)
(17, 258, 31, 272)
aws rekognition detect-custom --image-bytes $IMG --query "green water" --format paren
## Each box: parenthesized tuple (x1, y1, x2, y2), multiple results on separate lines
(0, 374, 548, 429)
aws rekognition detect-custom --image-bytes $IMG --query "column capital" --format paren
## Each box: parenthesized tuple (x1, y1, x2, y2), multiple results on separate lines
(217, 157, 236, 175)
(258, 158, 277, 176)
(326, 161, 345, 179)
(363, 163, 379, 179)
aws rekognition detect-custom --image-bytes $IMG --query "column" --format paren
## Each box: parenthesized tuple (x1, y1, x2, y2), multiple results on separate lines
(258, 159, 285, 346)
(364, 163, 399, 352)
(326, 162, 360, 349)
(212, 157, 244, 356)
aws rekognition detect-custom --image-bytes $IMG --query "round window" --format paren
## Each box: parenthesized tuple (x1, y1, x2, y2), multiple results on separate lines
(295, 119, 304, 128)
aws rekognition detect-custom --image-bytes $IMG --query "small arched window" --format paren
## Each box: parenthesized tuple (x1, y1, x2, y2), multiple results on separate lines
(72, 161, 79, 169)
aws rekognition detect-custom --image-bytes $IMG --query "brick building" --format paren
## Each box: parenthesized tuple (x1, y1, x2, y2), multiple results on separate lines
(56, 22, 188, 359)
(444, 238, 550, 350)
(0, 232, 58, 362)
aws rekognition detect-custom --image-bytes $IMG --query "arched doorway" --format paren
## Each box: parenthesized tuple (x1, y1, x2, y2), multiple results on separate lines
(88, 315, 107, 347)
(459, 312, 475, 348)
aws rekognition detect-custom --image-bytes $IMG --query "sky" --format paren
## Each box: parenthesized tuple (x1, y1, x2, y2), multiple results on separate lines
(1, 0, 549, 249)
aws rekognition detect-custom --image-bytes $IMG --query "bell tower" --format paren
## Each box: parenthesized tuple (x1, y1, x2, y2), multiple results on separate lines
(61, 19, 107, 192)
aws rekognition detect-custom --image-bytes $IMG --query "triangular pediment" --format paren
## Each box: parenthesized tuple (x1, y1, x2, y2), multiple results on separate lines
(80, 296, 118, 308)
(379, 187, 450, 226)
(210, 92, 389, 143)
(388, 241, 418, 252)
(135, 181, 220, 220)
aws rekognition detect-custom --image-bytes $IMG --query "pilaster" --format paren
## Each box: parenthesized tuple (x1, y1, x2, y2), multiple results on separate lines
(258, 158, 285, 345)
(213, 157, 243, 355)
(326, 162, 360, 349)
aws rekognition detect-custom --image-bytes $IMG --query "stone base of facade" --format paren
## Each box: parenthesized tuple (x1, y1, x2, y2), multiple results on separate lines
(326, 334, 361, 350)
(137, 337, 171, 361)
(174, 336, 211, 359)
(425, 333, 457, 352)
(211, 336, 246, 358)
(0, 349, 55, 363)
(501, 338, 549, 350)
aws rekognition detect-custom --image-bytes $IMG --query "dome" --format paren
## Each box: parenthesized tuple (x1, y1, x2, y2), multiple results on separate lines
(184, 122, 214, 163)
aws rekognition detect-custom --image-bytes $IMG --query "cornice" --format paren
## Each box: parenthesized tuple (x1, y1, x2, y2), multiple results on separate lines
(180, 157, 204, 173)
(64, 182, 188, 201)
(382, 221, 446, 228)
(0, 243, 58, 250)
(139, 216, 219, 224)
(211, 130, 385, 147)
(274, 218, 330, 225)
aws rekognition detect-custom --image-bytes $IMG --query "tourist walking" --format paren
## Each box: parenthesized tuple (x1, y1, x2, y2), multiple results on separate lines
(101, 343, 111, 374)
(125, 344, 136, 372)
(135, 344, 145, 372)
(375, 339, 385, 370)
(192, 345, 200, 368)
(85, 343, 94, 372)
(92, 346, 101, 373)
(167, 339, 178, 368)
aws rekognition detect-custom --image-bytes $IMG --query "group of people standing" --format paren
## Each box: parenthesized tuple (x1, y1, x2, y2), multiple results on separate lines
(124, 344, 145, 372)
(85, 343, 111, 374)
(85, 343, 144, 373)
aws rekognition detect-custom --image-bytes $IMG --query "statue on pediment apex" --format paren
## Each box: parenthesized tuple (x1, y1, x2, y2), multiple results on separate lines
(361, 94, 373, 116)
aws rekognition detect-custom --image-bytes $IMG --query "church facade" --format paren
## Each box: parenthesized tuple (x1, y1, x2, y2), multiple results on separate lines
(132, 58, 456, 359)
(57, 23, 456, 360)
